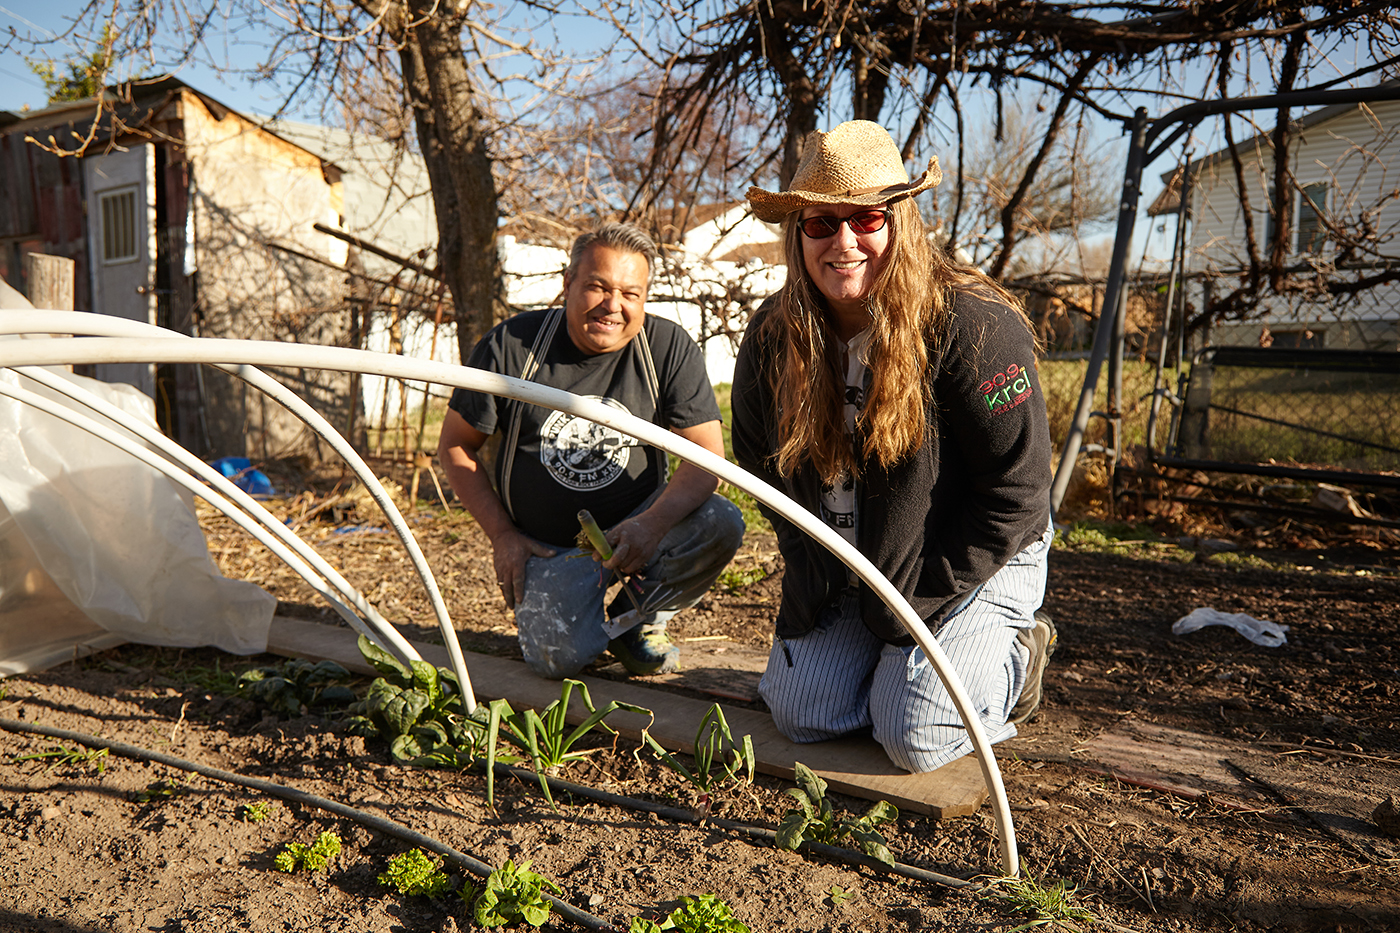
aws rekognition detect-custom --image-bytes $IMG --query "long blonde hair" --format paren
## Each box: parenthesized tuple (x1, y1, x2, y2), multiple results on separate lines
(763, 197, 1023, 485)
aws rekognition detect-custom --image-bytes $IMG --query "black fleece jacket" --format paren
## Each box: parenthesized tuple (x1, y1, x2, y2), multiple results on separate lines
(731, 290, 1052, 645)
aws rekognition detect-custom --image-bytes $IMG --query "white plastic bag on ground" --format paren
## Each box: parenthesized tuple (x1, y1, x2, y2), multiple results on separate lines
(0, 352, 274, 666)
(1172, 607, 1289, 648)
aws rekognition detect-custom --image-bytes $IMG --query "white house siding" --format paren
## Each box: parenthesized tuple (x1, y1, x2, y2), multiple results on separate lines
(1186, 98, 1400, 350)
(83, 144, 158, 395)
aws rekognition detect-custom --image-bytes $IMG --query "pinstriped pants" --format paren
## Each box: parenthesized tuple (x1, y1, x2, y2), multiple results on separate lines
(759, 522, 1054, 773)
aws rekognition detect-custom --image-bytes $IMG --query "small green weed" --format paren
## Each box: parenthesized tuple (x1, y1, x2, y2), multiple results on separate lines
(980, 871, 1097, 931)
(237, 659, 357, 717)
(135, 780, 185, 803)
(11, 744, 108, 775)
(716, 565, 768, 593)
(776, 762, 898, 866)
(177, 659, 240, 695)
(238, 801, 276, 823)
(826, 885, 852, 906)
(630, 893, 750, 932)
(473, 859, 560, 928)
(1204, 550, 1281, 571)
(378, 848, 452, 897)
(273, 829, 342, 873)
(642, 704, 754, 816)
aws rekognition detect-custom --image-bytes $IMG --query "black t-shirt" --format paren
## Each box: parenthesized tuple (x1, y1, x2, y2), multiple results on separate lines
(449, 308, 721, 547)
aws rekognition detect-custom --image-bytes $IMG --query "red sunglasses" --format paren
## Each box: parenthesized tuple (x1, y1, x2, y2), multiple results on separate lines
(798, 208, 892, 239)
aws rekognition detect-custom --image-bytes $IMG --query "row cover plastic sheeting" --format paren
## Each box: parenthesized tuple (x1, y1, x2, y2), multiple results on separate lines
(0, 344, 275, 672)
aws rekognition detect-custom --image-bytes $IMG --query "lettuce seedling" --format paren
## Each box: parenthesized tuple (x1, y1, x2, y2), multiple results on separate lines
(473, 859, 560, 928)
(630, 894, 751, 932)
(273, 829, 342, 873)
(378, 848, 451, 897)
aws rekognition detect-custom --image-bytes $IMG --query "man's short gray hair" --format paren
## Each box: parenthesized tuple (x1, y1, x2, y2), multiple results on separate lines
(567, 222, 659, 286)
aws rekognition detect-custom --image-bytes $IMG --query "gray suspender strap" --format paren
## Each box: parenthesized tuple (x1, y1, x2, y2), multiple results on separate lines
(635, 325, 669, 483)
(498, 307, 564, 522)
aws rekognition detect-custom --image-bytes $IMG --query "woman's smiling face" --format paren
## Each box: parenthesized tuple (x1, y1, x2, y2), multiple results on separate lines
(799, 203, 892, 317)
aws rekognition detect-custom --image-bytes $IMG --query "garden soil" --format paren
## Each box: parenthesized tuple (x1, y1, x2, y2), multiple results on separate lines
(2, 460, 1399, 932)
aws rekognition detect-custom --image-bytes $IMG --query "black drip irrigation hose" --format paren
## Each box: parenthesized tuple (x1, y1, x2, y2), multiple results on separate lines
(0, 717, 614, 931)
(0, 717, 982, 928)
(499, 764, 979, 891)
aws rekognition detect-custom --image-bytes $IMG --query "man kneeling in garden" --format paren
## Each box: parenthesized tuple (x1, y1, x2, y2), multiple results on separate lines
(438, 223, 745, 678)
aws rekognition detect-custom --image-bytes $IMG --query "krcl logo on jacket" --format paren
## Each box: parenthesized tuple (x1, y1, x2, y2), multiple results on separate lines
(980, 362, 1034, 415)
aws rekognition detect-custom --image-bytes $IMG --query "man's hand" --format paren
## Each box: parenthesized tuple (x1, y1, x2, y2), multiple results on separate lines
(598, 419, 726, 577)
(601, 513, 666, 576)
(438, 409, 558, 610)
(492, 527, 557, 609)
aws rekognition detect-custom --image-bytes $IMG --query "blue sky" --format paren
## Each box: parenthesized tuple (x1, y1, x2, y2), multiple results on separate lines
(3, 2, 1383, 269)
(0, 3, 288, 116)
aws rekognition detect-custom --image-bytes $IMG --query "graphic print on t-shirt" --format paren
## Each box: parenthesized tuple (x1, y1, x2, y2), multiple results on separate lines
(538, 396, 635, 490)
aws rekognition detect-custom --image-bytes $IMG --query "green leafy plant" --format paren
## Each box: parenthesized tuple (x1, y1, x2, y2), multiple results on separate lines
(826, 885, 852, 906)
(487, 679, 651, 811)
(273, 829, 342, 873)
(238, 801, 275, 822)
(776, 762, 898, 867)
(11, 744, 109, 775)
(135, 780, 185, 803)
(641, 704, 754, 816)
(630, 894, 750, 932)
(378, 848, 452, 897)
(473, 859, 560, 928)
(345, 635, 484, 767)
(980, 871, 1098, 931)
(237, 658, 357, 717)
(177, 658, 241, 695)
(716, 565, 768, 593)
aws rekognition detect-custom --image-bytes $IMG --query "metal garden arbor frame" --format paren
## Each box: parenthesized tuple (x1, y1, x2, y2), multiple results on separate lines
(0, 311, 1024, 877)
(1049, 84, 1400, 518)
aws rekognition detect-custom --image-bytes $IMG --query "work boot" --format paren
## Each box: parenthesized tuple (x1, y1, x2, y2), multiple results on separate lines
(1009, 611, 1058, 725)
(608, 622, 680, 676)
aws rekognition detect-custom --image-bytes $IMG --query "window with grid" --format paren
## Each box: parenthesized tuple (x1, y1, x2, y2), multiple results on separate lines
(99, 187, 139, 264)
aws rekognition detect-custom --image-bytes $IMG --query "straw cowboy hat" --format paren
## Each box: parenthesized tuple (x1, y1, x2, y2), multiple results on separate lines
(746, 120, 942, 223)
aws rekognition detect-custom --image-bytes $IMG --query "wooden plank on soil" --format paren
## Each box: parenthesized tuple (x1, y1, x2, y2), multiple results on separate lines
(1073, 720, 1274, 810)
(268, 616, 990, 819)
(1226, 751, 1400, 861)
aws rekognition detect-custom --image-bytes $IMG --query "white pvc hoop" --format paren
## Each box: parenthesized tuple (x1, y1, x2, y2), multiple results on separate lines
(0, 320, 1020, 877)
(0, 312, 470, 710)
(3, 367, 424, 667)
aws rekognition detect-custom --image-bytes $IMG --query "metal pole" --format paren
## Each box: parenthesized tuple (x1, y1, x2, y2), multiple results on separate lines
(1050, 107, 1148, 517)
(1147, 165, 1192, 453)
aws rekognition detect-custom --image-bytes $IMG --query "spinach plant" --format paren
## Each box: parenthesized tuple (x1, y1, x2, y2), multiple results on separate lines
(237, 658, 357, 717)
(641, 704, 754, 816)
(473, 859, 560, 928)
(345, 635, 484, 766)
(776, 762, 898, 867)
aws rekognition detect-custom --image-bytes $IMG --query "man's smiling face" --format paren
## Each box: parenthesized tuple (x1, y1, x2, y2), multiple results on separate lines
(563, 244, 650, 355)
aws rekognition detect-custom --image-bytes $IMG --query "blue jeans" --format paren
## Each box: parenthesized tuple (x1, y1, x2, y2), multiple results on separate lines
(514, 491, 745, 678)
(759, 522, 1054, 773)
